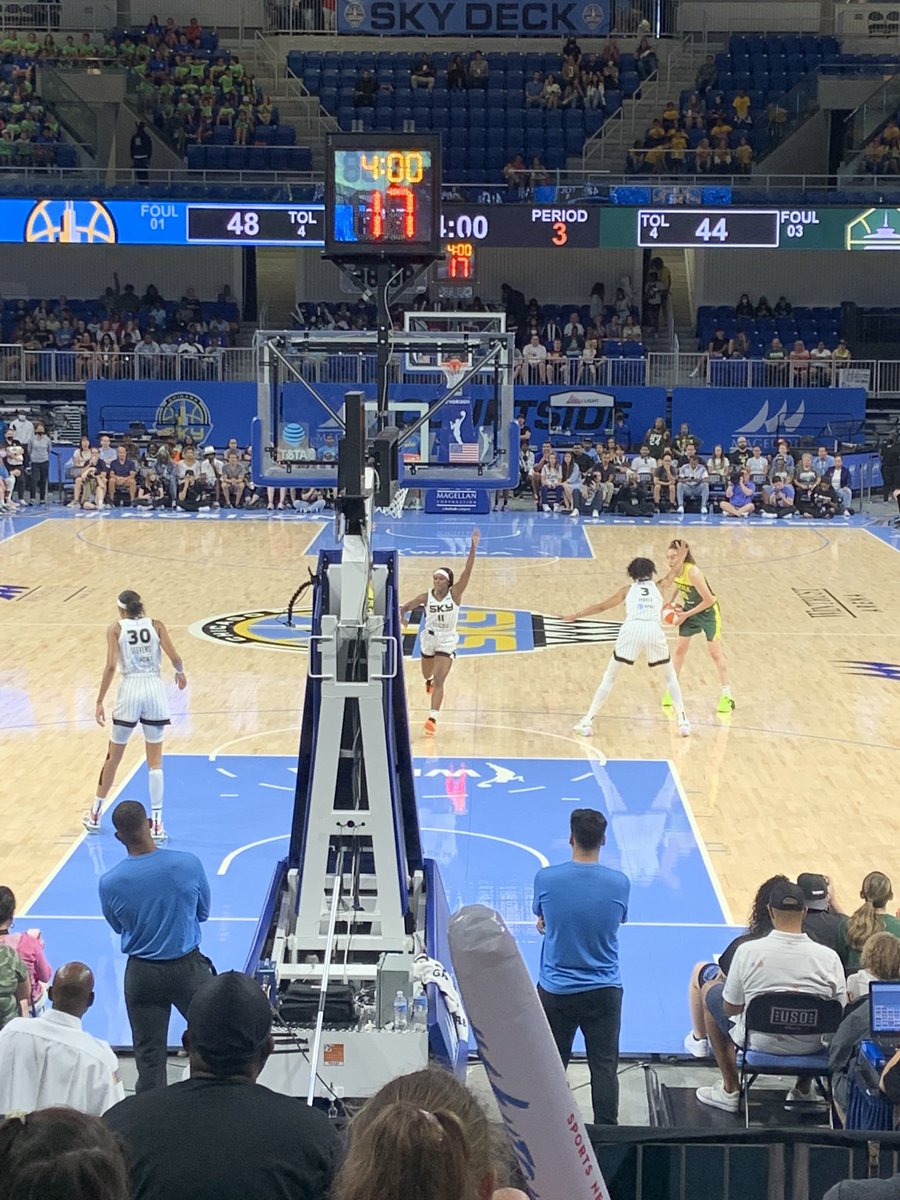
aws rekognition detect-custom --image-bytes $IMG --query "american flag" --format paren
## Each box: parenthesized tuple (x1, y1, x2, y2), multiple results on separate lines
(448, 443, 479, 463)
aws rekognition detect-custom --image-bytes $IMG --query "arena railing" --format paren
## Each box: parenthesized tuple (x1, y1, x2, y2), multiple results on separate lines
(3, 346, 897, 395)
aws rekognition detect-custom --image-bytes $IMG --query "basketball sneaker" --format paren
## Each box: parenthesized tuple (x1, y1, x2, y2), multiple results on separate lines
(424, 717, 437, 736)
(717, 694, 736, 713)
(679, 719, 692, 737)
(82, 811, 101, 834)
(661, 691, 673, 707)
(572, 720, 593, 737)
(150, 817, 168, 845)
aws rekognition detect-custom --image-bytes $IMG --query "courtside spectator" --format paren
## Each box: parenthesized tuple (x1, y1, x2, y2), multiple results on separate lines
(0, 885, 51, 1013)
(331, 1067, 527, 1200)
(685, 875, 790, 1058)
(762, 474, 795, 517)
(0, 962, 124, 1115)
(677, 446, 709, 513)
(533, 809, 629, 1126)
(654, 450, 677, 511)
(696, 880, 846, 1112)
(831, 453, 853, 515)
(798, 873, 843, 950)
(720, 467, 757, 518)
(837, 872, 900, 972)
(0, 1107, 131, 1200)
(104, 971, 342, 1200)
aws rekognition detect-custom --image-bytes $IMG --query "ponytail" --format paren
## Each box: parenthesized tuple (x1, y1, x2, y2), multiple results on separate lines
(846, 871, 893, 951)
(117, 590, 144, 619)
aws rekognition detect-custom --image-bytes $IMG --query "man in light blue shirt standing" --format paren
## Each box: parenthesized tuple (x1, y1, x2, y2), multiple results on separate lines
(533, 808, 630, 1125)
(99, 800, 212, 1092)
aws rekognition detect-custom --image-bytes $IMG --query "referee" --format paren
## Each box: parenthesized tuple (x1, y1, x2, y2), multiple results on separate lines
(99, 800, 212, 1091)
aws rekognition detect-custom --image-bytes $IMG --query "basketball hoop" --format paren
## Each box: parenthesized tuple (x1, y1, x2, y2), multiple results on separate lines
(440, 357, 467, 392)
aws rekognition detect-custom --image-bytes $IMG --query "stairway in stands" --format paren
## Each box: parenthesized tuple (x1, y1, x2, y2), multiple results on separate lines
(578, 38, 727, 177)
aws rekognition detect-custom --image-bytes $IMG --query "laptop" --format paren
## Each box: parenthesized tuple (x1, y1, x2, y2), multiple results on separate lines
(868, 981, 900, 1061)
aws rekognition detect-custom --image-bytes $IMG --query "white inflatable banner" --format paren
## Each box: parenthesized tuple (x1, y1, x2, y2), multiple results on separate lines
(448, 904, 610, 1200)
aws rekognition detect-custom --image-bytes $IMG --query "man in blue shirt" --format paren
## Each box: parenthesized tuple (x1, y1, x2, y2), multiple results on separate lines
(533, 808, 629, 1125)
(99, 801, 212, 1092)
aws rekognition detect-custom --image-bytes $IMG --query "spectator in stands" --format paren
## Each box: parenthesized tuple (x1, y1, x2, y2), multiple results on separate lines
(813, 445, 835, 476)
(706, 444, 730, 485)
(560, 451, 581, 513)
(790, 339, 811, 385)
(837, 873, 900, 973)
(745, 445, 769, 491)
(130, 121, 152, 182)
(353, 69, 379, 108)
(731, 87, 752, 127)
(735, 293, 754, 317)
(28, 420, 51, 504)
(773, 295, 792, 317)
(810, 473, 839, 519)
(630, 444, 657, 497)
(712, 138, 732, 173)
(577, 336, 603, 383)
(467, 51, 489, 90)
(562, 35, 582, 62)
(796, 873, 844, 951)
(790, 452, 815, 513)
(601, 36, 620, 66)
(768, 447, 794, 483)
(0, 1106, 131, 1200)
(626, 140, 646, 172)
(540, 451, 563, 511)
(847, 931, 900, 1004)
(735, 136, 753, 173)
(0, 941, 27, 1027)
(584, 70, 605, 109)
(447, 54, 467, 90)
(761, 474, 795, 518)
(720, 467, 756, 518)
(0, 886, 51, 1014)
(621, 314, 642, 341)
(755, 295, 773, 318)
(695, 54, 718, 94)
(677, 447, 709, 514)
(410, 53, 435, 91)
(613, 410, 632, 453)
(833, 339, 852, 370)
(77, 448, 108, 510)
(0, 961, 124, 1115)
(545, 338, 567, 383)
(502, 154, 528, 194)
(686, 874, 790, 1057)
(635, 36, 658, 80)
(828, 454, 853, 515)
(107, 444, 137, 506)
(540, 73, 561, 108)
(696, 880, 846, 1113)
(645, 416, 669, 458)
(695, 137, 712, 173)
(810, 341, 833, 385)
(525, 71, 543, 106)
(105, 971, 341, 1200)
(331, 1067, 527, 1200)
(653, 450, 677, 511)
(764, 336, 788, 383)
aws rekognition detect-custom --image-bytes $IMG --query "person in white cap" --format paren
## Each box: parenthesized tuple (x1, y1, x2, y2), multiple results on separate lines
(198, 445, 223, 506)
(83, 590, 187, 842)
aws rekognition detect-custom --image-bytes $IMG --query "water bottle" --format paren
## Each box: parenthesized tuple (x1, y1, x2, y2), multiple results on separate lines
(392, 989, 409, 1032)
(412, 992, 428, 1032)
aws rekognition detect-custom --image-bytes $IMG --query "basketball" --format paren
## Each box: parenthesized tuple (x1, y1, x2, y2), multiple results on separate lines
(661, 604, 680, 626)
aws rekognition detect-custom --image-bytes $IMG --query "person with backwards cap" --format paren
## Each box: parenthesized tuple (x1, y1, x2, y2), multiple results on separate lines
(696, 879, 846, 1113)
(104, 971, 341, 1200)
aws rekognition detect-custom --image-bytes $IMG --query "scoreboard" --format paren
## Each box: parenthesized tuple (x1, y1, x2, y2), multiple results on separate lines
(3, 196, 900, 252)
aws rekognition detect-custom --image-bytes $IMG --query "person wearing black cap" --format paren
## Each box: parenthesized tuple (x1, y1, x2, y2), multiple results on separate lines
(104, 971, 341, 1200)
(798, 872, 843, 952)
(696, 880, 846, 1113)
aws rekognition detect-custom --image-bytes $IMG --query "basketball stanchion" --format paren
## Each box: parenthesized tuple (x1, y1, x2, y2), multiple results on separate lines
(449, 905, 610, 1200)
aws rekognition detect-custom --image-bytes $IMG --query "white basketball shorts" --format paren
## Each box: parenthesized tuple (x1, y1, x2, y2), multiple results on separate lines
(613, 619, 670, 667)
(420, 628, 459, 658)
(110, 675, 170, 744)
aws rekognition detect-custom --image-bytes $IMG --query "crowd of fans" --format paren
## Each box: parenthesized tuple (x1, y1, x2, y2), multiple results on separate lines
(508, 415, 860, 518)
(0, 280, 240, 383)
(0, 33, 67, 165)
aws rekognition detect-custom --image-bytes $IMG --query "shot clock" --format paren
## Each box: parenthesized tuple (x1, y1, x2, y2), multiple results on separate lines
(325, 133, 442, 258)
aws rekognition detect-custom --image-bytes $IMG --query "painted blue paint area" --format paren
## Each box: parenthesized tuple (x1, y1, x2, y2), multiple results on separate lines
(0, 514, 46, 542)
(22, 754, 728, 1055)
(865, 524, 900, 554)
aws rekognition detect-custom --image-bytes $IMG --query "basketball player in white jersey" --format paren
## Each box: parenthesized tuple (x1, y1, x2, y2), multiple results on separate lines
(401, 529, 479, 735)
(563, 557, 690, 761)
(83, 590, 187, 842)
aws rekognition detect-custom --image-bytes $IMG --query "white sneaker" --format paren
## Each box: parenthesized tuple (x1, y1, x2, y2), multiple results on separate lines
(151, 818, 168, 845)
(785, 1086, 822, 1105)
(696, 1081, 740, 1113)
(677, 504, 684, 514)
(82, 811, 101, 834)
(572, 720, 593, 737)
(701, 506, 708, 514)
(679, 719, 692, 737)
(684, 1031, 710, 1058)
(542, 504, 551, 512)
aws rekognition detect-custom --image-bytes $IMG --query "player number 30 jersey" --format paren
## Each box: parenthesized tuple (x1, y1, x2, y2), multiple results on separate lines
(117, 617, 162, 676)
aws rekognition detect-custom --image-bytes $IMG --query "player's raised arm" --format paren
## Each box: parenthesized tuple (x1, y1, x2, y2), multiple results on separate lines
(154, 619, 187, 689)
(451, 529, 480, 603)
(561, 585, 629, 623)
(95, 624, 120, 726)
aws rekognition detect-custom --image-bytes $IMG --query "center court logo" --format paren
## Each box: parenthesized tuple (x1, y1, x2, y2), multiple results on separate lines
(191, 605, 622, 657)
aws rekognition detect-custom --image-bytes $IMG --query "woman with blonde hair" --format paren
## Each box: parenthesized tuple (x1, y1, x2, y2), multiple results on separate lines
(331, 1067, 527, 1200)
(837, 872, 900, 972)
(847, 930, 900, 1002)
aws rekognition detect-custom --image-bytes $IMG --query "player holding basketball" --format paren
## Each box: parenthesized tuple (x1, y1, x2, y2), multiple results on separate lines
(563, 557, 691, 758)
(83, 590, 187, 842)
(663, 539, 735, 713)
(401, 530, 480, 736)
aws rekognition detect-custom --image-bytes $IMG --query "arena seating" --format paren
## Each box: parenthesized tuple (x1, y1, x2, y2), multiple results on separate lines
(287, 50, 623, 179)
(696, 305, 842, 352)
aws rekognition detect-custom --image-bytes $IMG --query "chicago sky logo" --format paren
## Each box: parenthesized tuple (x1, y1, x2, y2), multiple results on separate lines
(734, 397, 805, 436)
(191, 605, 622, 658)
(838, 660, 900, 681)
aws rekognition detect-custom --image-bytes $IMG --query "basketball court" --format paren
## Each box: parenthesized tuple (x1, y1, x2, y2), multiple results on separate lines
(2, 506, 898, 1052)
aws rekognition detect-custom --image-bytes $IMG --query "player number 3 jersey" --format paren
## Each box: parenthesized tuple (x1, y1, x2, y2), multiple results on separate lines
(624, 580, 664, 623)
(117, 618, 162, 676)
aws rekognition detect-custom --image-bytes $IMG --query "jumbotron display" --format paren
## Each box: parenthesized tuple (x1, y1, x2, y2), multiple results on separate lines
(324, 134, 442, 258)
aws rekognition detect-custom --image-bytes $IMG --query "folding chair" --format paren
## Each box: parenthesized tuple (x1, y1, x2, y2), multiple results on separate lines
(739, 990, 843, 1128)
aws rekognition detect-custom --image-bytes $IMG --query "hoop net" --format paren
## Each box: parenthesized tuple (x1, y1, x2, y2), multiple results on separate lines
(440, 357, 467, 392)
(375, 487, 409, 519)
